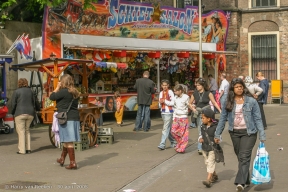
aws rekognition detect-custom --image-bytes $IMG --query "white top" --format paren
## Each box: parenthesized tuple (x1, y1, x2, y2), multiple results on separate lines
(234, 104, 247, 129)
(219, 79, 229, 94)
(159, 90, 175, 114)
(173, 94, 190, 118)
(245, 83, 263, 96)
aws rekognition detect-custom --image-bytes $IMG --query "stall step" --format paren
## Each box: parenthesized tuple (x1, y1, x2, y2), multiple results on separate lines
(97, 135, 114, 144)
(98, 128, 114, 136)
(74, 142, 89, 151)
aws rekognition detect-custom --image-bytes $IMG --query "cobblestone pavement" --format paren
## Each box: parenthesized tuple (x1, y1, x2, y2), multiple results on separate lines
(0, 105, 286, 192)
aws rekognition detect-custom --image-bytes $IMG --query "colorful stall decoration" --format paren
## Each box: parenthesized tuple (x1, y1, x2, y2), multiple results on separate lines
(43, 0, 230, 59)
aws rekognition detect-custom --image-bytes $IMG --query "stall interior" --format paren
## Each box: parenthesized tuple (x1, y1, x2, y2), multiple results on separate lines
(63, 48, 217, 94)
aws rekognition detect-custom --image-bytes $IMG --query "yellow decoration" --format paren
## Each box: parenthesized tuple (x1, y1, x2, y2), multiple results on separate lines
(151, 4, 163, 23)
(110, 67, 117, 73)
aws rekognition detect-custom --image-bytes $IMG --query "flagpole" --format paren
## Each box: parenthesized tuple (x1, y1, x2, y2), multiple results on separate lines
(6, 33, 25, 54)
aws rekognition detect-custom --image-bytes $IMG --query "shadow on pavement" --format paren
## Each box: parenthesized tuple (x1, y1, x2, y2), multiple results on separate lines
(0, 136, 40, 146)
(217, 169, 236, 180)
(77, 152, 118, 168)
(32, 145, 57, 153)
(115, 132, 157, 141)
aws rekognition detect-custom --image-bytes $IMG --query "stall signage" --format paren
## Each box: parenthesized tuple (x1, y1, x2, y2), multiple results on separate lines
(107, 0, 195, 35)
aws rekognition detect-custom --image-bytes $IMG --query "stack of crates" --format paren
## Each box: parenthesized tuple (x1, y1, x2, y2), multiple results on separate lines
(97, 128, 114, 144)
(74, 132, 89, 151)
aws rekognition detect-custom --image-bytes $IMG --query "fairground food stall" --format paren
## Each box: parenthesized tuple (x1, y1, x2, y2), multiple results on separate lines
(41, 0, 231, 113)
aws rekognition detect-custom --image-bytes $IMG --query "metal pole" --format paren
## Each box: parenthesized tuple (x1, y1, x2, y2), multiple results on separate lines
(199, 0, 203, 78)
(157, 61, 160, 92)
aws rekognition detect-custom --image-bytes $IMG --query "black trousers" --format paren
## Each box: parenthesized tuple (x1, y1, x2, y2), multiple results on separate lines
(229, 129, 257, 185)
(258, 102, 267, 128)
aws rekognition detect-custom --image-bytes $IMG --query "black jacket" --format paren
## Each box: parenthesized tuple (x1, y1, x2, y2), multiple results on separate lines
(134, 77, 155, 105)
(11, 87, 35, 117)
(49, 88, 80, 121)
(200, 121, 218, 152)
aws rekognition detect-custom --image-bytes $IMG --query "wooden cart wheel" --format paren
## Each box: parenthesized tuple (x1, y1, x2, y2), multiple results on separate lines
(48, 125, 56, 147)
(82, 113, 98, 147)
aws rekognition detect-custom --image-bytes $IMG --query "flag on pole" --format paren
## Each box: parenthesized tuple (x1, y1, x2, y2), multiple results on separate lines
(14, 34, 32, 60)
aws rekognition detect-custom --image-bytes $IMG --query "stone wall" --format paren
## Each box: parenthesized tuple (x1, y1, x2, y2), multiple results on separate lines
(0, 21, 41, 110)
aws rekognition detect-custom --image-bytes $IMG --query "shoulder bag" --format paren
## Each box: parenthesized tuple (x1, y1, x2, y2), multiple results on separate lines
(56, 99, 74, 125)
(204, 127, 225, 165)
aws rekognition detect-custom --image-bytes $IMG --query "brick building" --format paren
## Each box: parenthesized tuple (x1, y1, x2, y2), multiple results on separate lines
(203, 0, 288, 103)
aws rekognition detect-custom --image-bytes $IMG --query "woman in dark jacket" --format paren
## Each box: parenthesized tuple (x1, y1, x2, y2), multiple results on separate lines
(11, 78, 35, 154)
(50, 74, 80, 170)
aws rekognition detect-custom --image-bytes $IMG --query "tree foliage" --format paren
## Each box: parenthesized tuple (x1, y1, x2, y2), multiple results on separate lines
(0, 0, 98, 23)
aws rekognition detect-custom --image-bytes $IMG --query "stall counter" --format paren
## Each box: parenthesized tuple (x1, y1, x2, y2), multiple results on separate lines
(88, 92, 160, 113)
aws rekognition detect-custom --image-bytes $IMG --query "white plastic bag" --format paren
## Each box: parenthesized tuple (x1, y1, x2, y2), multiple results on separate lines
(251, 142, 271, 184)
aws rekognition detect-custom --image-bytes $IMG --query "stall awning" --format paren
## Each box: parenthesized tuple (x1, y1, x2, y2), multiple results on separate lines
(62, 34, 217, 52)
(10, 58, 93, 71)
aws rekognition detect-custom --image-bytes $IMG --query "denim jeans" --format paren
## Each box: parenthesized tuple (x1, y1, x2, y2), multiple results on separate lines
(134, 104, 150, 131)
(196, 114, 202, 150)
(158, 113, 176, 148)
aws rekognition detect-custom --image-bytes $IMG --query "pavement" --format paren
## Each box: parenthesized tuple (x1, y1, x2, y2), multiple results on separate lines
(0, 104, 287, 192)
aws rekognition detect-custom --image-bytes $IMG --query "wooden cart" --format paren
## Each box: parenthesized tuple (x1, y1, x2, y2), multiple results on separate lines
(12, 58, 103, 147)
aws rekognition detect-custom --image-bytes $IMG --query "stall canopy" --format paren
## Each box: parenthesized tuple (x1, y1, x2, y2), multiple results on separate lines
(62, 34, 217, 53)
(10, 58, 93, 71)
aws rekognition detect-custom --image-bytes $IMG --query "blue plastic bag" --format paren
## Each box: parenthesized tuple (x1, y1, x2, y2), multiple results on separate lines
(251, 142, 271, 184)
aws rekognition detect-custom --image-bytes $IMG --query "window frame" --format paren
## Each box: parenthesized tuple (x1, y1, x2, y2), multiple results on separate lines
(176, 0, 199, 8)
(249, 0, 279, 8)
(248, 31, 280, 80)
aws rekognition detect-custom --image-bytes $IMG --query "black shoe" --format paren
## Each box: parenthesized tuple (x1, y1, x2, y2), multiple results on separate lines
(133, 128, 138, 132)
(198, 150, 203, 155)
(144, 129, 149, 132)
(16, 152, 25, 154)
(121, 121, 124, 125)
(26, 150, 31, 154)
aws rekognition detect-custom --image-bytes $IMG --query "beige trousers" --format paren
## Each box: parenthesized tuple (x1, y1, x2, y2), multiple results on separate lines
(15, 115, 34, 153)
(203, 151, 216, 173)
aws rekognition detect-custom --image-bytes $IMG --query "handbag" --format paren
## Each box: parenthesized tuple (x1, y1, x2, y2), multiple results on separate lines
(204, 127, 225, 165)
(30, 92, 41, 128)
(251, 142, 271, 184)
(56, 99, 74, 125)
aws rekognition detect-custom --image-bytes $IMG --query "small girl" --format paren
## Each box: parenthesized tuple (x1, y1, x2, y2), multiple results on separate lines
(199, 108, 219, 188)
(171, 84, 190, 153)
(114, 91, 124, 127)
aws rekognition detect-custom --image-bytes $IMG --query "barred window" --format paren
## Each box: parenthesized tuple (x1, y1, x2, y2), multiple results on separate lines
(251, 35, 277, 81)
(177, 0, 199, 8)
(252, 0, 276, 7)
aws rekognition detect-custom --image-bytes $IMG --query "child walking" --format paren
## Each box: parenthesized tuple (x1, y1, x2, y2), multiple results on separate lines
(199, 108, 219, 188)
(171, 84, 190, 153)
(158, 80, 177, 150)
(114, 91, 124, 127)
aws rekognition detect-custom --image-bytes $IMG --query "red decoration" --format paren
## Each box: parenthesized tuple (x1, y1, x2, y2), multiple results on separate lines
(113, 51, 126, 57)
(148, 51, 160, 58)
(203, 53, 216, 60)
(177, 52, 189, 58)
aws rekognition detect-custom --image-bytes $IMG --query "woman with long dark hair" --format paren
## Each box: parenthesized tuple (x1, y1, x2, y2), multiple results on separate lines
(189, 78, 221, 155)
(214, 78, 266, 192)
(50, 74, 80, 170)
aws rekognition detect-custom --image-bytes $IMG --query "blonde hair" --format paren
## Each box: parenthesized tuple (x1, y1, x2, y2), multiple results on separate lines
(60, 74, 80, 99)
(143, 71, 150, 77)
(256, 72, 264, 77)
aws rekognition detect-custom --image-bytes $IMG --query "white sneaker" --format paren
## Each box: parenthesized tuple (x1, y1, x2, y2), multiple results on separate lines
(236, 184, 244, 192)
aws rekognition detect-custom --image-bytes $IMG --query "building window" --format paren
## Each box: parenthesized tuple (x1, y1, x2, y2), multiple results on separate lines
(177, 0, 199, 8)
(252, 0, 276, 7)
(251, 35, 277, 80)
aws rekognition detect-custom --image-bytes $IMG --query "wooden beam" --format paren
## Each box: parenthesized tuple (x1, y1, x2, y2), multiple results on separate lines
(41, 65, 55, 77)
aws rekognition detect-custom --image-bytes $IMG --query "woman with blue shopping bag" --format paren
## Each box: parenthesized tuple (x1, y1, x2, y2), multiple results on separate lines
(214, 78, 266, 192)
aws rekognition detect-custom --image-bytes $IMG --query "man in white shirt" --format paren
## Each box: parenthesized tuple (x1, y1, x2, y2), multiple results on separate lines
(219, 73, 230, 109)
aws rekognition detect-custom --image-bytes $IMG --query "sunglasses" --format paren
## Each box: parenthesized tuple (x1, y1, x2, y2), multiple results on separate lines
(231, 78, 242, 84)
(198, 78, 206, 83)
